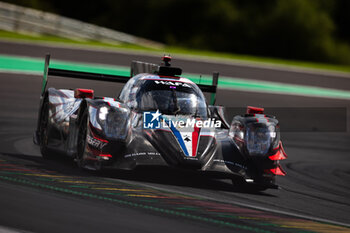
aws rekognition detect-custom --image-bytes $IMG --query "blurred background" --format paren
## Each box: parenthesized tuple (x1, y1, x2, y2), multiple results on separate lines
(0, 2, 350, 232)
(3, 0, 350, 65)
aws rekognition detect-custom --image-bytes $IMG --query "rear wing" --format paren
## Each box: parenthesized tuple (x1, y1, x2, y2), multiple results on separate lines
(42, 54, 219, 104)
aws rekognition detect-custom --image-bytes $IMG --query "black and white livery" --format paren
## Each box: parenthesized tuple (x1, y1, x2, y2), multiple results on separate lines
(34, 55, 287, 191)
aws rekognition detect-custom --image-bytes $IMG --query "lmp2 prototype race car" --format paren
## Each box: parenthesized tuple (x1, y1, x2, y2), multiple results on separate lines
(34, 55, 287, 190)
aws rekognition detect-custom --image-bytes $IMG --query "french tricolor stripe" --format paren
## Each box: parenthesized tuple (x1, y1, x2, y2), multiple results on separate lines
(191, 125, 200, 157)
(168, 121, 189, 156)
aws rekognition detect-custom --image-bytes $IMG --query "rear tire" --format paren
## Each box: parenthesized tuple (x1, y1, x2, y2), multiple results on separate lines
(39, 97, 54, 159)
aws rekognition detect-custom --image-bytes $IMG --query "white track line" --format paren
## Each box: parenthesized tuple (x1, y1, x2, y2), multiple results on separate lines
(105, 177, 350, 228)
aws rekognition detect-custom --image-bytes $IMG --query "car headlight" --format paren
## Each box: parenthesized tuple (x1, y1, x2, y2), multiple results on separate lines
(245, 124, 272, 156)
(230, 120, 278, 156)
(97, 106, 130, 140)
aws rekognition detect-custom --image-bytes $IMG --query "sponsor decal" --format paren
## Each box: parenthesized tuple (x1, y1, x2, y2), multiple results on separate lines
(143, 110, 162, 129)
(183, 135, 191, 142)
(86, 135, 107, 149)
(143, 110, 221, 129)
(154, 80, 191, 88)
(213, 159, 247, 169)
(143, 110, 220, 157)
(124, 152, 161, 158)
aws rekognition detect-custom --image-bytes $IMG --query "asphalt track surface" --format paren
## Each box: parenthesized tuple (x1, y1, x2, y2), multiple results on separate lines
(0, 40, 349, 233)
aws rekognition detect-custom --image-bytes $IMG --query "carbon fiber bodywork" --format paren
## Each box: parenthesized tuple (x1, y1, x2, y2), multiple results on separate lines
(34, 56, 287, 190)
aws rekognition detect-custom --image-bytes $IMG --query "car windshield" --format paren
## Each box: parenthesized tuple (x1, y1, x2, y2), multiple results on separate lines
(137, 80, 207, 117)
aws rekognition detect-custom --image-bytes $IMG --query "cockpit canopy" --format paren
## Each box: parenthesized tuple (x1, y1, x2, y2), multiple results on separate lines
(119, 75, 208, 118)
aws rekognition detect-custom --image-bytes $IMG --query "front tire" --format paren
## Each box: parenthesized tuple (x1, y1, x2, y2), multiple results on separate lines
(76, 109, 88, 169)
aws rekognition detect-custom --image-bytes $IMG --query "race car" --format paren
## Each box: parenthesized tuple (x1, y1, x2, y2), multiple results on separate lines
(33, 55, 287, 191)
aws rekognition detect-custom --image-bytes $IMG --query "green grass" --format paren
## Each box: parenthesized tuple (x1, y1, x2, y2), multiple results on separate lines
(1, 30, 349, 73)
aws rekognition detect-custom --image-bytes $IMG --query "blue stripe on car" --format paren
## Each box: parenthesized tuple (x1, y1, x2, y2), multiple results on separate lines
(165, 119, 189, 156)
